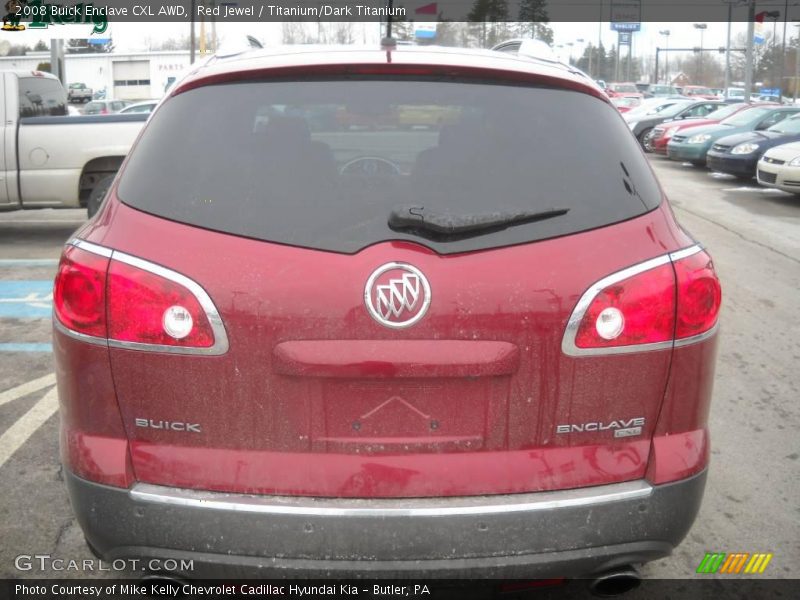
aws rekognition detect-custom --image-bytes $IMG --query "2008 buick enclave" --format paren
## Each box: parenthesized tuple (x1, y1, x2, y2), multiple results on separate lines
(53, 44, 721, 582)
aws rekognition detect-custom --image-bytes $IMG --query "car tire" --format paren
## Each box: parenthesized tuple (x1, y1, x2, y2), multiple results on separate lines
(637, 128, 653, 150)
(87, 174, 115, 218)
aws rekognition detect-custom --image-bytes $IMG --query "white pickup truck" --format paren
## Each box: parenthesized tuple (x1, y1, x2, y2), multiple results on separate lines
(1, 70, 147, 217)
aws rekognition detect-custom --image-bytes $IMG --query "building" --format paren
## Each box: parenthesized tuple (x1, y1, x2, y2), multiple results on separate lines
(0, 51, 193, 100)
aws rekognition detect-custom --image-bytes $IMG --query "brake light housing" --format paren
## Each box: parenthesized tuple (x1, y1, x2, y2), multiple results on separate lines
(53, 240, 228, 355)
(563, 245, 720, 356)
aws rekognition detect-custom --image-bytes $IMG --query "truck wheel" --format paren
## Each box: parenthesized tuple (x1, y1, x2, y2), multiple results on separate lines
(87, 175, 114, 218)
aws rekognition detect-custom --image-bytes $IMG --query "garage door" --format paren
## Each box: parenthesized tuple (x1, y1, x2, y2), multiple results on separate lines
(112, 60, 151, 100)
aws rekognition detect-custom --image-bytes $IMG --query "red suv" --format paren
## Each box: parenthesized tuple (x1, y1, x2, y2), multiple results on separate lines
(53, 45, 721, 584)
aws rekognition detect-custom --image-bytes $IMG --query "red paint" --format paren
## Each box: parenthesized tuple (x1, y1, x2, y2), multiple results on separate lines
(646, 429, 710, 485)
(55, 49, 719, 497)
(273, 340, 520, 378)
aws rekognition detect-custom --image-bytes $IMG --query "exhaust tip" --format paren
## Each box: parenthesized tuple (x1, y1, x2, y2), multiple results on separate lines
(589, 566, 642, 597)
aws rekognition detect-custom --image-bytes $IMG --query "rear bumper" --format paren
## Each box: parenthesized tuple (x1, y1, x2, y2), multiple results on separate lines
(706, 153, 757, 177)
(66, 468, 707, 578)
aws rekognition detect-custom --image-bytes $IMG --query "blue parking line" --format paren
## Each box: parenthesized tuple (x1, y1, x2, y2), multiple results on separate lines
(0, 343, 52, 353)
(0, 281, 53, 318)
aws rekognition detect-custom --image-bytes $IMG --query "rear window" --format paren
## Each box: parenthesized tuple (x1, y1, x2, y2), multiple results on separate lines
(117, 79, 660, 254)
(18, 76, 67, 117)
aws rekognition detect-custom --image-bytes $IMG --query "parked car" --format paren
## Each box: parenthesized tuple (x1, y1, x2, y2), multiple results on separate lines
(606, 82, 642, 98)
(723, 87, 746, 103)
(67, 82, 93, 103)
(0, 71, 147, 215)
(649, 102, 775, 154)
(681, 85, 717, 100)
(83, 99, 131, 115)
(626, 99, 725, 149)
(53, 45, 721, 584)
(756, 140, 800, 193)
(119, 100, 159, 114)
(611, 95, 642, 113)
(667, 105, 800, 166)
(647, 84, 681, 97)
(706, 114, 800, 179)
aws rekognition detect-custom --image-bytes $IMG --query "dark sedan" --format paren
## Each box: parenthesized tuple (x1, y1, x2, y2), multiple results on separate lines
(625, 99, 725, 148)
(706, 114, 800, 179)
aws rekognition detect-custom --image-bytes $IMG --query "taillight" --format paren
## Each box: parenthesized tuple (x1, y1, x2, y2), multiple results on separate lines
(574, 262, 675, 350)
(107, 258, 214, 348)
(674, 250, 722, 340)
(53, 241, 228, 354)
(563, 245, 721, 356)
(53, 246, 109, 337)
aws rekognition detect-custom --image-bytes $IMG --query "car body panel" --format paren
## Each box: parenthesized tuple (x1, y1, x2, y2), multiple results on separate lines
(67, 196, 696, 498)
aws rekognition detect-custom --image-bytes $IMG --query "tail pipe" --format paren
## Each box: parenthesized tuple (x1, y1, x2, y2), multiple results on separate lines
(589, 565, 642, 596)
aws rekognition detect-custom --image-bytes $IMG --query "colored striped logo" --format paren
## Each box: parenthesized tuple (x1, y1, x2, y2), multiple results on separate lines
(696, 552, 773, 574)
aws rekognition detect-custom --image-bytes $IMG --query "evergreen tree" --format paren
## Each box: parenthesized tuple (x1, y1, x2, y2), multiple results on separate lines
(518, 0, 553, 45)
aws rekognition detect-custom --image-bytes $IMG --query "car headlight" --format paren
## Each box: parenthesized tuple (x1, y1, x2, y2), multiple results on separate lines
(731, 142, 760, 155)
(665, 126, 680, 136)
(687, 134, 712, 144)
(789, 156, 800, 166)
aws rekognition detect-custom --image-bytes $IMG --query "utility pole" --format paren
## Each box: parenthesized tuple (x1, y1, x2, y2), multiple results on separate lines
(190, 0, 196, 63)
(795, 23, 800, 103)
(724, 3, 733, 97)
(781, 0, 788, 102)
(745, 0, 756, 102)
(659, 30, 670, 84)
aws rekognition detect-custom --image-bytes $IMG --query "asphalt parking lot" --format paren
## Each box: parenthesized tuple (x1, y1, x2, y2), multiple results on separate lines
(0, 158, 797, 595)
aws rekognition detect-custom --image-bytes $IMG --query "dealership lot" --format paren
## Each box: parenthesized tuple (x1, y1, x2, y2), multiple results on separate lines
(0, 158, 797, 590)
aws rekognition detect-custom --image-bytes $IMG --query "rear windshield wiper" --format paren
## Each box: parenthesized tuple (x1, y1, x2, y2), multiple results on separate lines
(388, 205, 569, 240)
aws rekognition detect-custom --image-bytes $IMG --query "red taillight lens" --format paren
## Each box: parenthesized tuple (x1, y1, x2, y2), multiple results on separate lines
(574, 263, 676, 349)
(569, 247, 721, 354)
(674, 250, 721, 339)
(53, 246, 109, 337)
(107, 259, 214, 348)
(54, 242, 224, 352)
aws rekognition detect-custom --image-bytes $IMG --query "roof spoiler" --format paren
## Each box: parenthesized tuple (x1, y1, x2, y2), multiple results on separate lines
(491, 38, 594, 84)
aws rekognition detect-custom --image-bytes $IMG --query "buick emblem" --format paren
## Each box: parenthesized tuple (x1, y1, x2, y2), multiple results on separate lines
(364, 262, 431, 328)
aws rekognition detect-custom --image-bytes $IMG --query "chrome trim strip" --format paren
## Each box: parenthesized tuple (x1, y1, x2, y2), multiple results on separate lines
(674, 321, 720, 348)
(53, 317, 108, 347)
(668, 244, 703, 262)
(69, 238, 113, 258)
(130, 480, 653, 518)
(561, 244, 706, 357)
(59, 240, 229, 356)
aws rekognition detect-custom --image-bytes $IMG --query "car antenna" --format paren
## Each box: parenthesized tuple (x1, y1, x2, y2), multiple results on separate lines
(381, 0, 397, 49)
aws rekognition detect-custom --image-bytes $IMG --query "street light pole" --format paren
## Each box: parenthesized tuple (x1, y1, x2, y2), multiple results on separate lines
(795, 23, 800, 103)
(694, 23, 707, 84)
(745, 0, 755, 103)
(659, 30, 670, 84)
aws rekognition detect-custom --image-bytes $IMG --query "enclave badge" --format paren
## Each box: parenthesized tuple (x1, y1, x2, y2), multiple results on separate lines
(364, 262, 431, 328)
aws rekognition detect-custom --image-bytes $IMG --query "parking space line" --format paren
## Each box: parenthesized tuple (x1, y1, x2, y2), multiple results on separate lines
(0, 343, 53, 353)
(0, 259, 59, 267)
(0, 386, 58, 470)
(0, 373, 56, 408)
